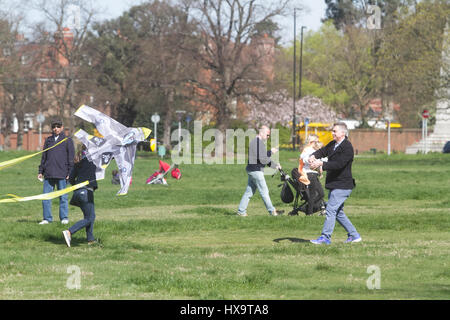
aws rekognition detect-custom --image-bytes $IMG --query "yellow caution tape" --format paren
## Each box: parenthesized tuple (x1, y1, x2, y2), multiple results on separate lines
(0, 137, 68, 171)
(0, 180, 90, 203)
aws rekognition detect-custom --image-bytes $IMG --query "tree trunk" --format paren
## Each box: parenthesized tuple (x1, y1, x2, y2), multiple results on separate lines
(162, 89, 174, 149)
(116, 96, 138, 127)
(16, 120, 24, 151)
(216, 93, 233, 132)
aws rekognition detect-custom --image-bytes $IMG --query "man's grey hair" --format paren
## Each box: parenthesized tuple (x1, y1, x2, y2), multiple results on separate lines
(333, 122, 348, 135)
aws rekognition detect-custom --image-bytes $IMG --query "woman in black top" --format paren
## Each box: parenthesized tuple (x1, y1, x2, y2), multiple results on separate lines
(62, 145, 98, 247)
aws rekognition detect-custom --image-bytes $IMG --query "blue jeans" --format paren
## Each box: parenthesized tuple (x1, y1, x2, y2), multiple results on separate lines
(321, 189, 359, 240)
(238, 170, 275, 214)
(42, 178, 68, 222)
(69, 189, 96, 242)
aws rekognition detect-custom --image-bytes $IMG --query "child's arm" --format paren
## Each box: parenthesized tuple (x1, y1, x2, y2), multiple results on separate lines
(318, 166, 323, 178)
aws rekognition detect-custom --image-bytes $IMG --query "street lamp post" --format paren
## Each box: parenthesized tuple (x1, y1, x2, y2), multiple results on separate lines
(298, 26, 306, 99)
(292, 8, 306, 151)
(292, 9, 298, 151)
(151, 113, 160, 149)
(175, 110, 186, 153)
(387, 119, 391, 156)
(36, 113, 45, 148)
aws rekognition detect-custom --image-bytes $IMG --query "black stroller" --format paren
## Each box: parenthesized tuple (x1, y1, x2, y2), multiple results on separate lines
(276, 168, 326, 216)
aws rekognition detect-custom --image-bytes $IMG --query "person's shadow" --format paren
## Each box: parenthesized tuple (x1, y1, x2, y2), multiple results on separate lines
(273, 237, 310, 243)
(43, 234, 85, 247)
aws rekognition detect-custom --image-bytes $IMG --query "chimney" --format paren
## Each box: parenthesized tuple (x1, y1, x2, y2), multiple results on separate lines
(15, 34, 25, 42)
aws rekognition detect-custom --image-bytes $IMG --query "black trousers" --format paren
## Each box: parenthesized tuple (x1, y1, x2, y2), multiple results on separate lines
(306, 172, 325, 215)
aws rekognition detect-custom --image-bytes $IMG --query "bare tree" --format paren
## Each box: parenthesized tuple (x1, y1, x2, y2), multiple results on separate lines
(187, 0, 291, 132)
(1, 52, 44, 150)
(31, 0, 100, 132)
(129, 0, 198, 148)
(0, 8, 41, 150)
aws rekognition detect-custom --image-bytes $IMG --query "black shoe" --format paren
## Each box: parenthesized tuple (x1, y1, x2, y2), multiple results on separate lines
(88, 239, 103, 247)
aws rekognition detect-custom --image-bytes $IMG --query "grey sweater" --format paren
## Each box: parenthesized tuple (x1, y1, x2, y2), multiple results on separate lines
(246, 137, 277, 172)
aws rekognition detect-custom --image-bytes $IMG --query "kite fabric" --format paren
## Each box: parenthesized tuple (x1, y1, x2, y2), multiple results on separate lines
(0, 180, 89, 203)
(74, 104, 151, 195)
(0, 137, 68, 171)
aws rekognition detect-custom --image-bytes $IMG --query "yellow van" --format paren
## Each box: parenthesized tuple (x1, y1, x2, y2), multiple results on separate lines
(297, 122, 333, 146)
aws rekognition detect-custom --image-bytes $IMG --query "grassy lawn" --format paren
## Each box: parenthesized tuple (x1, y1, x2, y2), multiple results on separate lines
(0, 150, 449, 299)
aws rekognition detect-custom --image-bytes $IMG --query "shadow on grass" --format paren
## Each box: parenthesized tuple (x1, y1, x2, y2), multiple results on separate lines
(16, 219, 39, 223)
(273, 237, 310, 243)
(43, 234, 88, 248)
(181, 206, 236, 216)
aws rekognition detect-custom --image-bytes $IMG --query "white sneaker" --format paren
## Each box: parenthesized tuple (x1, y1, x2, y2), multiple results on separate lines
(62, 230, 71, 247)
(61, 219, 69, 225)
(39, 220, 49, 225)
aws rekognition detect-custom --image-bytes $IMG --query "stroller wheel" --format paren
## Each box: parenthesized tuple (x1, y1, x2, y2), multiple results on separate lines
(288, 210, 298, 216)
(319, 203, 327, 216)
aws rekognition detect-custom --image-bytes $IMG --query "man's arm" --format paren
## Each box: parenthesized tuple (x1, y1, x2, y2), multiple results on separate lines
(322, 142, 353, 171)
(66, 138, 75, 179)
(257, 139, 278, 169)
(38, 138, 49, 175)
(311, 144, 329, 160)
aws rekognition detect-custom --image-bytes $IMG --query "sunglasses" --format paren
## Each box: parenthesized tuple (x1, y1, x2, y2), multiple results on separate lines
(52, 124, 62, 129)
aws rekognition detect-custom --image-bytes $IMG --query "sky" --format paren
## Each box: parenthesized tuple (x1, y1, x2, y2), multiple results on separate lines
(94, 0, 326, 46)
(17, 0, 326, 47)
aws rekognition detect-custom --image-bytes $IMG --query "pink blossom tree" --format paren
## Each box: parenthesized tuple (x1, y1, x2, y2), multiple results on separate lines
(244, 90, 338, 128)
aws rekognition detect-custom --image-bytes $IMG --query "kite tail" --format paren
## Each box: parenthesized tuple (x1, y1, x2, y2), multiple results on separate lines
(0, 137, 68, 171)
(0, 179, 99, 204)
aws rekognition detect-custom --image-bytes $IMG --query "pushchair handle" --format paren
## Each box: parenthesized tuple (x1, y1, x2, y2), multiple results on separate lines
(278, 168, 288, 177)
(275, 168, 290, 181)
(272, 167, 284, 177)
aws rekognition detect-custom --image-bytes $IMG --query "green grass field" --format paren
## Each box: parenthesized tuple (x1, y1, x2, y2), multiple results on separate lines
(0, 150, 449, 300)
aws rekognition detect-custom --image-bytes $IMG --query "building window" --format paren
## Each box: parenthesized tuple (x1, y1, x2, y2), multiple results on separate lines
(3, 48, 11, 56)
(21, 55, 30, 65)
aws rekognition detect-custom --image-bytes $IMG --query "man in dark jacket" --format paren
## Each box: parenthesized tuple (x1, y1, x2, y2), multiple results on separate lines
(308, 122, 361, 244)
(37, 119, 75, 225)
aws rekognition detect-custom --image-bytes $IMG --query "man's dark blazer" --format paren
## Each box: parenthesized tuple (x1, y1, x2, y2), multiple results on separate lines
(311, 137, 355, 190)
(38, 132, 75, 179)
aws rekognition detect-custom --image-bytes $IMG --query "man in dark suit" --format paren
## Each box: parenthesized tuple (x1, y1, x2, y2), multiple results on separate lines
(308, 122, 361, 244)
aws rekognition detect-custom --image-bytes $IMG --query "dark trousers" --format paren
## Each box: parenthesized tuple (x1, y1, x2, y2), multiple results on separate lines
(306, 172, 325, 215)
(69, 190, 95, 242)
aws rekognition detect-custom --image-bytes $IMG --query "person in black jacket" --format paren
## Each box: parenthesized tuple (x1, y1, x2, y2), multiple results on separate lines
(38, 119, 75, 225)
(62, 145, 98, 247)
(308, 122, 361, 244)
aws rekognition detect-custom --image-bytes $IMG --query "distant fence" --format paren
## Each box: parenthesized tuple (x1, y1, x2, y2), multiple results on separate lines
(348, 128, 422, 154)
(0, 129, 71, 151)
(0, 128, 424, 154)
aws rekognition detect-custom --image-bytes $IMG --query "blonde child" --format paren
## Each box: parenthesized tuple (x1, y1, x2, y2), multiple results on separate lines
(300, 135, 325, 215)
